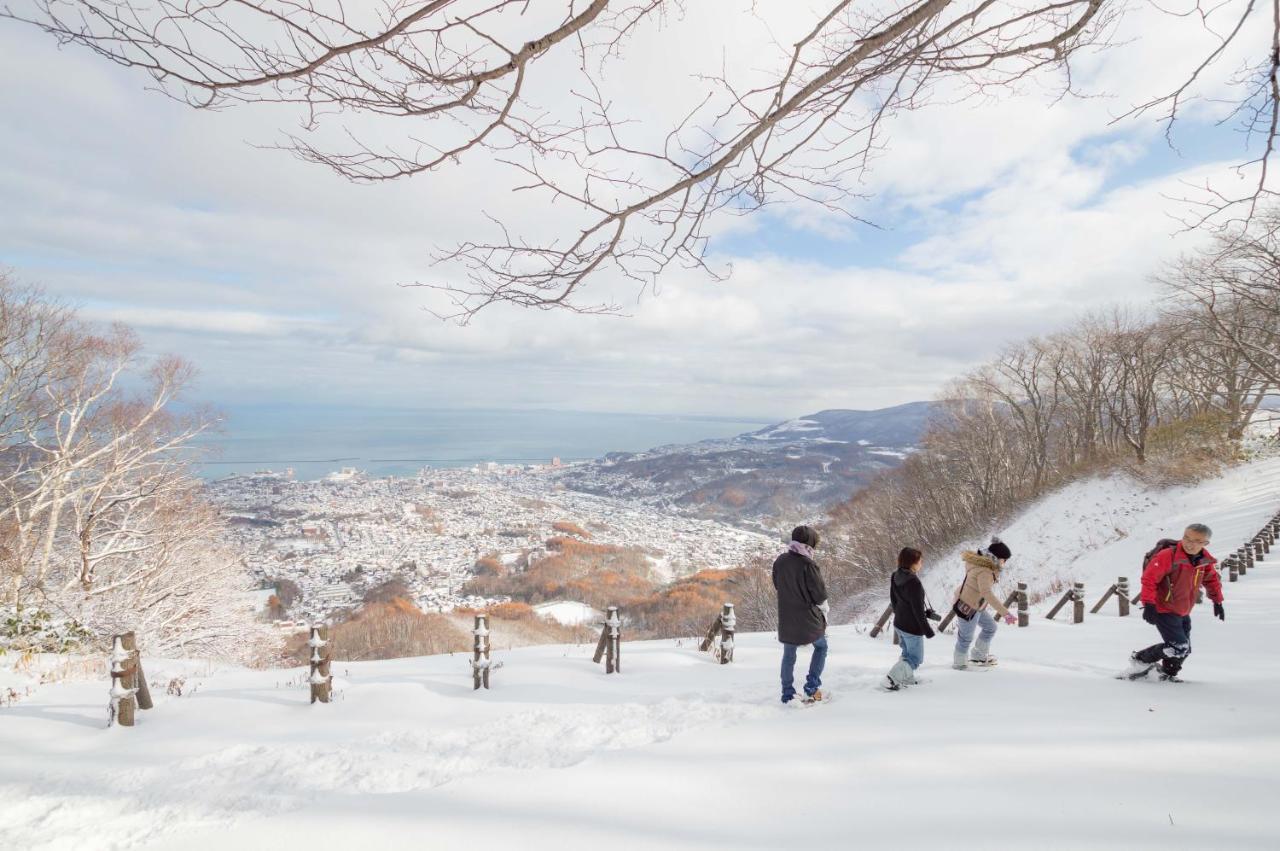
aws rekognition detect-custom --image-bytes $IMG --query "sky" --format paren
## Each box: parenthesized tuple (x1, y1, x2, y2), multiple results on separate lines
(0, 1, 1271, 421)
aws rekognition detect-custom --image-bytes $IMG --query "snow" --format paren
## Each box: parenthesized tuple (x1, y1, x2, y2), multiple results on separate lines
(2, 457, 1280, 849)
(532, 600, 602, 626)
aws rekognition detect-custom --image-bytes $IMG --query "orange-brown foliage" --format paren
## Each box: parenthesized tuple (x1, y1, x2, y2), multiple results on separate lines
(552, 520, 592, 538)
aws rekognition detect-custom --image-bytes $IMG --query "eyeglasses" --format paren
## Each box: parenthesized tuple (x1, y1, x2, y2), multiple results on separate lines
(1184, 536, 1210, 546)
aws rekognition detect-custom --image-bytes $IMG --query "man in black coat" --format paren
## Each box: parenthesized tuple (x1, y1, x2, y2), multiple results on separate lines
(772, 525, 830, 703)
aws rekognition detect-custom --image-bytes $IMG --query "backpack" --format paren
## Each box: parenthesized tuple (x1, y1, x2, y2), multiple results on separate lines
(1143, 538, 1179, 599)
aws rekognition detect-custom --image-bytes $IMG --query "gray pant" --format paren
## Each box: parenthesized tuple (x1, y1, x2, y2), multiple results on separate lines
(955, 608, 998, 656)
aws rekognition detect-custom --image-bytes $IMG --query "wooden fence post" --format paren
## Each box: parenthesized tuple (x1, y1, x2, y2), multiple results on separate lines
(308, 625, 332, 704)
(1240, 546, 1252, 575)
(1017, 583, 1028, 627)
(869, 604, 893, 639)
(593, 606, 622, 674)
(472, 614, 491, 690)
(1090, 582, 1117, 615)
(1228, 557, 1239, 582)
(1253, 538, 1264, 561)
(1045, 587, 1074, 621)
(1072, 582, 1085, 624)
(1117, 577, 1130, 617)
(108, 634, 136, 727)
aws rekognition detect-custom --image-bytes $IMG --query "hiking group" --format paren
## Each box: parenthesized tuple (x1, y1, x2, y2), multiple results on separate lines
(771, 522, 1226, 703)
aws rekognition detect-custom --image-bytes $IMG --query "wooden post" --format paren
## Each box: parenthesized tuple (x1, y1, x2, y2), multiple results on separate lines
(1253, 538, 1264, 561)
(472, 614, 491, 690)
(1117, 577, 1130, 617)
(869, 604, 893, 639)
(308, 625, 332, 704)
(1229, 557, 1239, 582)
(1045, 587, 1074, 621)
(1240, 546, 1251, 575)
(699, 613, 722, 652)
(1261, 531, 1271, 555)
(594, 606, 621, 674)
(718, 603, 735, 665)
(1072, 582, 1085, 624)
(108, 634, 137, 727)
(1017, 583, 1028, 628)
(1090, 583, 1117, 615)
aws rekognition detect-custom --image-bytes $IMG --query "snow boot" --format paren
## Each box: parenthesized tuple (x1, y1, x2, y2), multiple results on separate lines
(969, 639, 997, 666)
(882, 675, 900, 691)
(1118, 653, 1154, 680)
(802, 689, 826, 705)
(952, 649, 969, 670)
(886, 659, 915, 689)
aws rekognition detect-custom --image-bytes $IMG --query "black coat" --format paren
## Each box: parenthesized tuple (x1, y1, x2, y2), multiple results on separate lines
(890, 568, 934, 638)
(772, 550, 828, 645)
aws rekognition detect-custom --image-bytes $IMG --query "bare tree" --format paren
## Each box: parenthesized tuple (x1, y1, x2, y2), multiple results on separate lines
(0, 274, 262, 657)
(1162, 214, 1280, 399)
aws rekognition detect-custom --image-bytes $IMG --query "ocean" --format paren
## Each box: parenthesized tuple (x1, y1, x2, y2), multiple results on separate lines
(192, 404, 772, 481)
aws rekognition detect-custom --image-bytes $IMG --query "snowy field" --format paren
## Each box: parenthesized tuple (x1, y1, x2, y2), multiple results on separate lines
(3, 458, 1280, 850)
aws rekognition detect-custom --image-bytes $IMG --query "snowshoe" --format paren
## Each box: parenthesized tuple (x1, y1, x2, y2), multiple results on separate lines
(881, 676, 900, 692)
(968, 657, 998, 667)
(1158, 672, 1184, 683)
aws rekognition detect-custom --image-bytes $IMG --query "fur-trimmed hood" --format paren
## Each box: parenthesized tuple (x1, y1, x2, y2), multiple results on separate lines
(961, 551, 1002, 574)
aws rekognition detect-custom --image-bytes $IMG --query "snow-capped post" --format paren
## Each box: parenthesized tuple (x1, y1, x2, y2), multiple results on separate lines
(718, 603, 735, 664)
(1240, 546, 1251, 575)
(307, 625, 332, 704)
(1253, 538, 1264, 561)
(1072, 582, 1085, 624)
(471, 613, 491, 690)
(869, 604, 893, 639)
(698, 603, 735, 664)
(1228, 557, 1239, 583)
(108, 633, 137, 727)
(592, 606, 622, 674)
(1017, 583, 1029, 627)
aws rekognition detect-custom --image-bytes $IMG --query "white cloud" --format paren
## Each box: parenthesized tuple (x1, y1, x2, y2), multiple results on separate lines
(0, 1, 1271, 420)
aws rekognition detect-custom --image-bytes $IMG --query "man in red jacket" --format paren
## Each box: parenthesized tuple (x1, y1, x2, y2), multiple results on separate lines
(1122, 523, 1224, 682)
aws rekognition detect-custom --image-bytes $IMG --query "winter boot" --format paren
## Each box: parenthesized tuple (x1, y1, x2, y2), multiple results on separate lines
(952, 649, 969, 670)
(969, 639, 997, 666)
(1118, 652, 1154, 680)
(887, 659, 915, 689)
(802, 688, 825, 705)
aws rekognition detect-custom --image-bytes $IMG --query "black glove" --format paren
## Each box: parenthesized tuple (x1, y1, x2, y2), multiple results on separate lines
(1214, 602, 1225, 621)
(924, 626, 935, 639)
(1142, 604, 1158, 624)
(925, 608, 942, 622)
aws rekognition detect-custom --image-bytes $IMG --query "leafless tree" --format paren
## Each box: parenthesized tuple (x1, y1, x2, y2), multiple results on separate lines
(1162, 214, 1280, 397)
(0, 274, 262, 657)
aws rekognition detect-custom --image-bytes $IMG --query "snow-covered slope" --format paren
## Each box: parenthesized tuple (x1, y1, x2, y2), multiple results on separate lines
(916, 456, 1280, 612)
(2, 457, 1279, 850)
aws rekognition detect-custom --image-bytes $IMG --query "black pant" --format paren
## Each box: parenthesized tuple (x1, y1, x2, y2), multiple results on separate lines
(1135, 611, 1192, 675)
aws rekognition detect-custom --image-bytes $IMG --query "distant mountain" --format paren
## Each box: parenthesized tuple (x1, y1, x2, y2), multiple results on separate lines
(555, 402, 937, 528)
(743, 402, 935, 447)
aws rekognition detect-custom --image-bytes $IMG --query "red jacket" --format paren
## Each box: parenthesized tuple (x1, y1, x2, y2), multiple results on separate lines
(1140, 543, 1222, 616)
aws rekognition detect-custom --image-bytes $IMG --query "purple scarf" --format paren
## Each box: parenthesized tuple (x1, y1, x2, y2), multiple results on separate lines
(787, 540, 815, 560)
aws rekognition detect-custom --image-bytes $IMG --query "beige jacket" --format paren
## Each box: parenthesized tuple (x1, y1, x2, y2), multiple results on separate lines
(956, 551, 1010, 617)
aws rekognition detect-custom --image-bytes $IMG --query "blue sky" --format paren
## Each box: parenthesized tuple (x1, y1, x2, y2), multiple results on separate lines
(0, 1, 1264, 420)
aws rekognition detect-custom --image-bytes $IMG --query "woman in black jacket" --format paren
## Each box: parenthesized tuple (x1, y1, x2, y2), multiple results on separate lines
(884, 547, 938, 690)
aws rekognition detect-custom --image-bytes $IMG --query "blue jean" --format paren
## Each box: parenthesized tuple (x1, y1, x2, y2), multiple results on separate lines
(954, 608, 997, 654)
(895, 629, 924, 670)
(781, 636, 828, 701)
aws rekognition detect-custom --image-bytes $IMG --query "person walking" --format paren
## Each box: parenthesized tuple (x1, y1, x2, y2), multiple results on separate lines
(952, 537, 1017, 670)
(772, 525, 830, 704)
(884, 547, 940, 690)
(1121, 523, 1223, 682)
